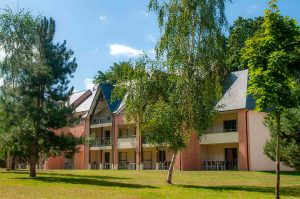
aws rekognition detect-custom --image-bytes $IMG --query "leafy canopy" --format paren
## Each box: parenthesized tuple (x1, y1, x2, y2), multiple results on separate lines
(94, 61, 134, 85)
(242, 4, 300, 113)
(226, 16, 264, 72)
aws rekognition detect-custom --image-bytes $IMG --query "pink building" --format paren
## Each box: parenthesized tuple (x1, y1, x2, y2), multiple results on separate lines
(46, 70, 293, 171)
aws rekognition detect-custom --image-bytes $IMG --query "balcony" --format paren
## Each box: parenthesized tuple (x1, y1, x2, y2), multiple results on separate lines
(200, 131, 238, 145)
(91, 116, 112, 128)
(90, 138, 112, 150)
(117, 137, 136, 149)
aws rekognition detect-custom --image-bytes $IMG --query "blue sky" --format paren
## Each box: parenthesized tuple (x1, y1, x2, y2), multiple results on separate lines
(0, 0, 299, 91)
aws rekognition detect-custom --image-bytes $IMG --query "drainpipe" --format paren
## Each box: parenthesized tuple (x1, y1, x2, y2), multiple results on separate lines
(245, 110, 250, 171)
(112, 114, 115, 169)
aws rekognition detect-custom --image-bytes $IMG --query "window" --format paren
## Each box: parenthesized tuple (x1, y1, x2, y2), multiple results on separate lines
(223, 120, 237, 132)
(119, 129, 128, 138)
(105, 130, 110, 139)
(159, 151, 166, 162)
(104, 152, 110, 163)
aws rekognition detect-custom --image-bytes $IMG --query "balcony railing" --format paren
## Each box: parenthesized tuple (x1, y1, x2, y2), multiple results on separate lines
(91, 116, 112, 125)
(90, 138, 112, 147)
(118, 134, 136, 138)
(118, 161, 136, 170)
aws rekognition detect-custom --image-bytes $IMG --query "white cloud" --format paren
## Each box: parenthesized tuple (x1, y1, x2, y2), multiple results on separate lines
(99, 15, 107, 22)
(146, 33, 156, 43)
(84, 78, 95, 90)
(0, 78, 3, 87)
(140, 10, 150, 17)
(108, 44, 143, 57)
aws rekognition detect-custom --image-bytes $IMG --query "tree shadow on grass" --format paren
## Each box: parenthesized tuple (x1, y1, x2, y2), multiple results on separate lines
(176, 184, 300, 197)
(0, 170, 130, 180)
(259, 171, 300, 176)
(15, 176, 157, 189)
(38, 171, 131, 180)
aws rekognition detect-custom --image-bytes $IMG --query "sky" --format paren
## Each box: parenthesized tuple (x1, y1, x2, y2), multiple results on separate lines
(0, 0, 299, 91)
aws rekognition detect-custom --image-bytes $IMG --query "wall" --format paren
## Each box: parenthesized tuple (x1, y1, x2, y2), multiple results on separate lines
(46, 119, 86, 169)
(248, 110, 294, 171)
(175, 133, 201, 170)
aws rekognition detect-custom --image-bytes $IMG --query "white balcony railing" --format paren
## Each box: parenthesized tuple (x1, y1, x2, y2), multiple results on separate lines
(91, 116, 112, 125)
(90, 138, 112, 147)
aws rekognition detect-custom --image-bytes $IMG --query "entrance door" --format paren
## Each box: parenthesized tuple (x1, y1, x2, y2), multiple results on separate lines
(158, 151, 166, 162)
(143, 151, 152, 169)
(105, 130, 110, 139)
(225, 148, 238, 170)
(104, 152, 110, 163)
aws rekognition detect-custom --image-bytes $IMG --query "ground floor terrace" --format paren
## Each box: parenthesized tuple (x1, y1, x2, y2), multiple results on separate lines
(0, 169, 299, 199)
(89, 142, 241, 171)
(89, 147, 174, 170)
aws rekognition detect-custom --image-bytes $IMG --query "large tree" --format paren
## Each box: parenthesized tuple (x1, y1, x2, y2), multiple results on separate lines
(115, 0, 228, 184)
(0, 9, 82, 177)
(226, 16, 263, 72)
(242, 1, 300, 198)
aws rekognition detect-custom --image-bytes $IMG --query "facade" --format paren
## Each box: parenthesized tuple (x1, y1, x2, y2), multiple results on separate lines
(46, 69, 294, 171)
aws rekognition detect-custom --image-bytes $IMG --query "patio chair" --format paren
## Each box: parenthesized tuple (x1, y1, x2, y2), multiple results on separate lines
(159, 162, 164, 170)
(202, 161, 207, 170)
(220, 161, 226, 170)
(211, 161, 217, 170)
(164, 161, 170, 170)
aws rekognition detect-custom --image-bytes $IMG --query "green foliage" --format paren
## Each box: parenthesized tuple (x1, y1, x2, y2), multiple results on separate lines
(264, 108, 300, 170)
(143, 101, 186, 152)
(226, 17, 263, 71)
(0, 8, 83, 175)
(242, 6, 300, 113)
(93, 61, 134, 84)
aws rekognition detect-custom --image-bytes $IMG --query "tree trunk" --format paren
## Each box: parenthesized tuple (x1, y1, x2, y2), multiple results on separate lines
(11, 155, 16, 170)
(6, 151, 12, 171)
(275, 114, 281, 199)
(166, 152, 177, 184)
(29, 155, 37, 177)
(29, 145, 37, 177)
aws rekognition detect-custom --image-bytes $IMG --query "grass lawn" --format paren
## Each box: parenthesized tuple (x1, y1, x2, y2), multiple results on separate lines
(0, 169, 299, 199)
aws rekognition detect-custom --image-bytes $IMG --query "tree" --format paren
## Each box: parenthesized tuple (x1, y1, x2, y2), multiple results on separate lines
(0, 8, 39, 171)
(93, 61, 134, 84)
(241, 1, 300, 198)
(226, 17, 263, 72)
(0, 9, 82, 177)
(264, 108, 300, 170)
(115, 0, 228, 184)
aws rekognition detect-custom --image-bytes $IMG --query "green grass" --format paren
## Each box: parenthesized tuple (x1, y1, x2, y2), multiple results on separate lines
(0, 169, 299, 199)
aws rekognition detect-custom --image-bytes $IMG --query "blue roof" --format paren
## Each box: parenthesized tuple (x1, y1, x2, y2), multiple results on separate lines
(100, 83, 122, 113)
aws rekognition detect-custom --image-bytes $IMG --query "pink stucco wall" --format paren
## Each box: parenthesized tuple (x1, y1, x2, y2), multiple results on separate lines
(248, 110, 294, 171)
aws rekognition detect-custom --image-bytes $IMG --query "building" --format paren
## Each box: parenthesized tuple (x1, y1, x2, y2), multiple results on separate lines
(46, 69, 293, 171)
